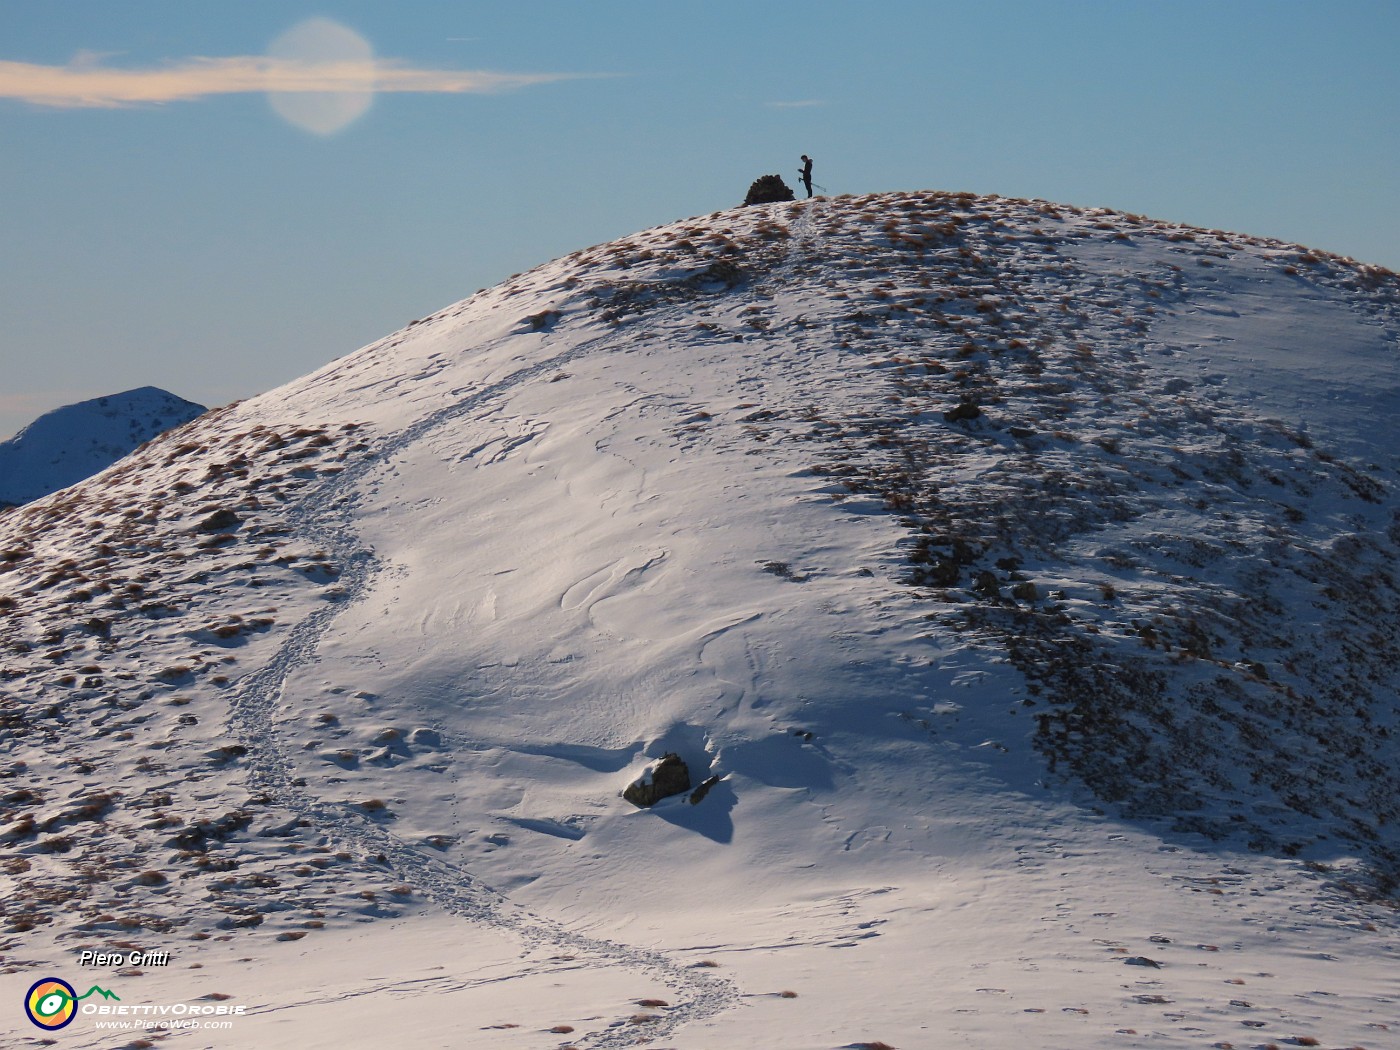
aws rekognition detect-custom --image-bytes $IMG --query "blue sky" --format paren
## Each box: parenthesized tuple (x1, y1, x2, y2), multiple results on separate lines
(2, 1, 1397, 439)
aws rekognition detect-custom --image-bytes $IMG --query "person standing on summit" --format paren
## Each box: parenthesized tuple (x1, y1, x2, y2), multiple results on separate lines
(799, 154, 814, 198)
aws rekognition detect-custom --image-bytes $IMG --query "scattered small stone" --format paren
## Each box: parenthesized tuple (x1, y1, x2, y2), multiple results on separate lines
(689, 775, 720, 805)
(194, 508, 242, 533)
(1011, 580, 1039, 601)
(943, 400, 982, 423)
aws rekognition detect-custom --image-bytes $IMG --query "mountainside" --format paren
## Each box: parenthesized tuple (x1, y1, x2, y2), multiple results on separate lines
(0, 386, 206, 508)
(2, 192, 1398, 1049)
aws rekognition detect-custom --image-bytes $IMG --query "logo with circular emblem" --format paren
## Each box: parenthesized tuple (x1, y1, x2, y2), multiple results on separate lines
(25, 977, 78, 1029)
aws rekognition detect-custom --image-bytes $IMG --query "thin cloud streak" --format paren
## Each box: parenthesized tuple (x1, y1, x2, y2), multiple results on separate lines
(0, 54, 584, 109)
(765, 99, 825, 109)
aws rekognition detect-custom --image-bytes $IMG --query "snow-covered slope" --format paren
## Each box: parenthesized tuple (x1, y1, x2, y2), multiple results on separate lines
(0, 386, 206, 508)
(2, 192, 1398, 1049)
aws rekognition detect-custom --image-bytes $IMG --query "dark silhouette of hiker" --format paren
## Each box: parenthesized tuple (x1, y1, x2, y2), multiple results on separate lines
(799, 155, 814, 198)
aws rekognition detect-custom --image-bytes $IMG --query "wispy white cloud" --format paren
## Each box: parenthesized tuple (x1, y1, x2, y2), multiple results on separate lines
(765, 99, 825, 109)
(0, 53, 583, 109)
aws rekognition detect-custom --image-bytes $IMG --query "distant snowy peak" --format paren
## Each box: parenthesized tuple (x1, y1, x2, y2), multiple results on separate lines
(0, 386, 206, 507)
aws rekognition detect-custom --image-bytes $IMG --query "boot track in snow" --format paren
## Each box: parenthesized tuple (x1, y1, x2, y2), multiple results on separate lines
(225, 328, 739, 1045)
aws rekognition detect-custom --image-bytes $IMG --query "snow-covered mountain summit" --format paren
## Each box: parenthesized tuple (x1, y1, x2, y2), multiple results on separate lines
(0, 386, 206, 508)
(2, 192, 1398, 1048)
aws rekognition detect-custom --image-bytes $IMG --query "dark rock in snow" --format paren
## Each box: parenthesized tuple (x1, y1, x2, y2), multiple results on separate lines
(689, 774, 721, 805)
(972, 570, 1001, 599)
(1012, 581, 1039, 602)
(1124, 956, 1162, 968)
(195, 508, 242, 533)
(943, 401, 982, 423)
(623, 752, 692, 807)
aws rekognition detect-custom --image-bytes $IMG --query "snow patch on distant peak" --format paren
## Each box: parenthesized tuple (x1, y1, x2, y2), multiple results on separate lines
(0, 386, 206, 507)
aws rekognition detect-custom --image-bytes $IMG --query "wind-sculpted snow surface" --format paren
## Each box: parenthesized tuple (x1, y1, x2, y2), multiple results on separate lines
(2, 192, 1398, 1048)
